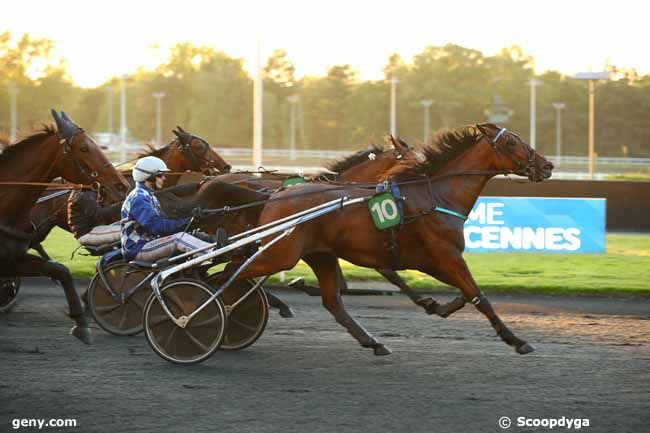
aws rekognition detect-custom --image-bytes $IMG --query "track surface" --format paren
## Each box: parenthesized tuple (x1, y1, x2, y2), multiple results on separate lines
(1, 279, 649, 433)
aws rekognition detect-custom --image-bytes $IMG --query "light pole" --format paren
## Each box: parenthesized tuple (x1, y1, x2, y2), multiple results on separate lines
(8, 82, 18, 142)
(106, 85, 113, 146)
(390, 76, 399, 137)
(420, 99, 433, 144)
(120, 74, 128, 162)
(552, 102, 565, 167)
(528, 78, 541, 149)
(287, 95, 299, 160)
(153, 92, 166, 146)
(572, 71, 610, 179)
(253, 34, 263, 169)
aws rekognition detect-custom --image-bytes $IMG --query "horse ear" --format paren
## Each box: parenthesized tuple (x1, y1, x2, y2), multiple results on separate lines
(476, 123, 490, 137)
(51, 109, 64, 130)
(177, 126, 186, 133)
(50, 108, 61, 128)
(61, 111, 72, 123)
(396, 138, 411, 152)
(172, 129, 181, 138)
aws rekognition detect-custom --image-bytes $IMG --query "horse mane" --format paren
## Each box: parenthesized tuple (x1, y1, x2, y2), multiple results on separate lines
(138, 142, 172, 158)
(155, 182, 201, 218)
(0, 124, 57, 162)
(326, 144, 386, 174)
(383, 125, 483, 179)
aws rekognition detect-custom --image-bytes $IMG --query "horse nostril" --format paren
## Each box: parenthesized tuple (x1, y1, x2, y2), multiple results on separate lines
(224, 165, 232, 173)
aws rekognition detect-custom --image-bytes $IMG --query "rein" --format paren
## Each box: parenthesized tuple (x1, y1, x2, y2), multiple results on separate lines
(0, 181, 95, 190)
(194, 128, 531, 219)
(194, 168, 517, 218)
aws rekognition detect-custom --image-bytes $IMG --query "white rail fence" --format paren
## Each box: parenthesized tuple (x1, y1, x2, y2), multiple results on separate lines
(104, 143, 650, 178)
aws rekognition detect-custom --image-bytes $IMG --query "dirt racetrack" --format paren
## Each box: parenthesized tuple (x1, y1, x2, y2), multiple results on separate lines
(1, 278, 649, 433)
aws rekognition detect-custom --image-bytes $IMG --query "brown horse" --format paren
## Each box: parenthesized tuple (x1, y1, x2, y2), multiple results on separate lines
(0, 110, 130, 342)
(26, 127, 232, 258)
(224, 123, 553, 355)
(201, 137, 448, 315)
(138, 126, 231, 188)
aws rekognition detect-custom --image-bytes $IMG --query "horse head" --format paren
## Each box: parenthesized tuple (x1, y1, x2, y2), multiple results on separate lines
(476, 123, 553, 182)
(51, 109, 130, 201)
(336, 139, 416, 183)
(172, 126, 231, 174)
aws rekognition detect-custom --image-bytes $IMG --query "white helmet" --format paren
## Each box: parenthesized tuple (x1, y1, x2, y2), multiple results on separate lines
(133, 156, 170, 183)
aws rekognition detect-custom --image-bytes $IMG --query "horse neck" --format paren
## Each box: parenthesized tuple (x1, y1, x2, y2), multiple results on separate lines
(339, 157, 395, 182)
(0, 135, 62, 226)
(427, 142, 498, 216)
(157, 147, 186, 187)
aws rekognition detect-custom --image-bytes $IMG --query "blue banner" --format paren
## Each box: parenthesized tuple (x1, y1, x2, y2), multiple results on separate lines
(464, 197, 606, 253)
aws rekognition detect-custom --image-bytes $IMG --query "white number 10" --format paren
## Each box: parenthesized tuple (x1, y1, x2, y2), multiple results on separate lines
(371, 199, 398, 223)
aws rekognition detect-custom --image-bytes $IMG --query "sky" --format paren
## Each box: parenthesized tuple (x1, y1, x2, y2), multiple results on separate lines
(2, 0, 646, 88)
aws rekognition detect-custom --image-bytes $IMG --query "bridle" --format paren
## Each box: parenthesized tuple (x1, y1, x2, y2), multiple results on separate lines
(60, 130, 98, 186)
(176, 136, 229, 174)
(488, 128, 538, 179)
(58, 128, 124, 200)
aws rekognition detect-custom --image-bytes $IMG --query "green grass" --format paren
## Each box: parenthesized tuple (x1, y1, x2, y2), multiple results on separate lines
(606, 173, 650, 181)
(39, 229, 650, 297)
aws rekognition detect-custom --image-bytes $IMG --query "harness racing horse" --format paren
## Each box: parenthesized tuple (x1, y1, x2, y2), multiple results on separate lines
(0, 110, 130, 342)
(193, 138, 417, 316)
(137, 126, 232, 188)
(200, 137, 458, 316)
(26, 126, 232, 259)
(224, 123, 553, 355)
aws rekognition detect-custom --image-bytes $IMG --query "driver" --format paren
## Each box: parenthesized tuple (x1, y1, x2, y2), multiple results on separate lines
(120, 156, 212, 262)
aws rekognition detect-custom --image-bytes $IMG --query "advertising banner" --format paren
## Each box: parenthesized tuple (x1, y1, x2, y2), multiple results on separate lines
(464, 197, 606, 253)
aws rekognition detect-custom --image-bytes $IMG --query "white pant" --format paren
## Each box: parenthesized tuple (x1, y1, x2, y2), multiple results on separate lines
(78, 222, 121, 246)
(134, 232, 212, 262)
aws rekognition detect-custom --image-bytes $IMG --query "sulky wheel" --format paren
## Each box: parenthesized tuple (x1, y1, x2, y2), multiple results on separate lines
(0, 277, 21, 313)
(88, 262, 153, 336)
(217, 279, 269, 351)
(144, 279, 227, 364)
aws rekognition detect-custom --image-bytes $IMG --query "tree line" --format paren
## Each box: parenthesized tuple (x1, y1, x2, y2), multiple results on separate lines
(1, 31, 649, 157)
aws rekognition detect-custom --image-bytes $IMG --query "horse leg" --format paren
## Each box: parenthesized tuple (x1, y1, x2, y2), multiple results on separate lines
(264, 290, 295, 318)
(304, 253, 391, 356)
(335, 261, 349, 292)
(33, 243, 52, 261)
(375, 268, 466, 318)
(288, 259, 348, 296)
(425, 253, 533, 354)
(10, 254, 92, 344)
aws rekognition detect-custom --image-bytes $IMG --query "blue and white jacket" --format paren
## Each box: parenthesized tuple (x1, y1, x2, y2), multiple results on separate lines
(120, 183, 190, 260)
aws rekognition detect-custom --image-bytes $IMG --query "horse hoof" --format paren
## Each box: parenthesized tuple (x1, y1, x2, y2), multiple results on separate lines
(373, 345, 392, 356)
(279, 307, 295, 319)
(70, 326, 93, 345)
(516, 342, 535, 355)
(415, 298, 439, 315)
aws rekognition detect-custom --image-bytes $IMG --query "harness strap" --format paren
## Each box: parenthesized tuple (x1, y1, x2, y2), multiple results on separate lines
(431, 206, 467, 221)
(375, 180, 405, 268)
(386, 227, 403, 269)
(375, 180, 405, 226)
(492, 128, 507, 144)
